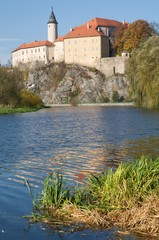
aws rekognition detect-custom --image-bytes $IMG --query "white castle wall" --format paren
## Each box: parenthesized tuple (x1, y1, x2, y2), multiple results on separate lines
(94, 56, 128, 77)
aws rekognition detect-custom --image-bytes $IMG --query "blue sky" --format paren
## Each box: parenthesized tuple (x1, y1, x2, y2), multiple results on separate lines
(0, 0, 159, 65)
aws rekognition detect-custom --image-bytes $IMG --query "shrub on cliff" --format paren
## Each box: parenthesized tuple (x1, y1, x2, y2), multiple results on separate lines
(20, 90, 43, 107)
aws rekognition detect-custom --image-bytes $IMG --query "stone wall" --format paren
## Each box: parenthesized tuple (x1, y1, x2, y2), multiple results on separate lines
(95, 56, 129, 77)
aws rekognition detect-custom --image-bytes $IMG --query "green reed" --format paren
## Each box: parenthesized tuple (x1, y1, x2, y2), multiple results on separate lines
(27, 156, 159, 222)
(39, 173, 71, 208)
(84, 155, 159, 210)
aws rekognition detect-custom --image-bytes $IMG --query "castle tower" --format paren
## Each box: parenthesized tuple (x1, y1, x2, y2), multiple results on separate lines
(48, 7, 58, 43)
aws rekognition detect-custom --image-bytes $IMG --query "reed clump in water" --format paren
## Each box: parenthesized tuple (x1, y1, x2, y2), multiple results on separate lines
(26, 156, 159, 237)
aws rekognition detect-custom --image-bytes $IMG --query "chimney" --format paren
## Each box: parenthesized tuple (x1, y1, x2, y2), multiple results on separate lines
(87, 22, 90, 29)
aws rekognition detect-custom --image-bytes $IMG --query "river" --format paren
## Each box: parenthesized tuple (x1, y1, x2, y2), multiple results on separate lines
(0, 106, 159, 239)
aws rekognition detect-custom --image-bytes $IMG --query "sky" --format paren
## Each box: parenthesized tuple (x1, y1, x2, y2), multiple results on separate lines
(0, 0, 159, 65)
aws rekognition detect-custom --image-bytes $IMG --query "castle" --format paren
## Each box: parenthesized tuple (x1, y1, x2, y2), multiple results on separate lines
(12, 7, 128, 73)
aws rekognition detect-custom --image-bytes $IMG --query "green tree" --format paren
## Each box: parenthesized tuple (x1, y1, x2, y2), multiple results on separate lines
(0, 67, 24, 106)
(0, 67, 43, 107)
(126, 35, 159, 108)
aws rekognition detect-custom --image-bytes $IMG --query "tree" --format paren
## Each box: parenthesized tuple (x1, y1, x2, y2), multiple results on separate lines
(126, 35, 159, 108)
(0, 67, 24, 106)
(113, 24, 128, 55)
(114, 20, 155, 55)
(123, 20, 155, 52)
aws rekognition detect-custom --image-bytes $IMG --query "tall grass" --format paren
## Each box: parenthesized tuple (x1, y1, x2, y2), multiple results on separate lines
(27, 156, 159, 234)
(85, 156, 159, 210)
(39, 173, 71, 208)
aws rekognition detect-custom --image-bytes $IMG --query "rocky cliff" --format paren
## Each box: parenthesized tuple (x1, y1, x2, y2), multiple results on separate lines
(25, 62, 129, 105)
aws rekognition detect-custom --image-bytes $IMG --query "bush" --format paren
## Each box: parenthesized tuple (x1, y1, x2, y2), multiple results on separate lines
(100, 96, 110, 103)
(112, 90, 120, 102)
(20, 90, 43, 107)
(0, 67, 24, 106)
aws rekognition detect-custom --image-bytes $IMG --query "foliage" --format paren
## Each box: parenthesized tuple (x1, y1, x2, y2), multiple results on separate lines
(39, 173, 70, 208)
(0, 106, 42, 115)
(0, 67, 24, 106)
(114, 20, 155, 55)
(69, 87, 81, 105)
(85, 156, 159, 210)
(100, 96, 110, 103)
(28, 156, 159, 214)
(20, 90, 43, 107)
(112, 90, 120, 102)
(126, 35, 159, 108)
(49, 62, 67, 89)
(113, 24, 128, 55)
(112, 91, 124, 103)
(0, 67, 43, 108)
(26, 156, 159, 236)
(123, 20, 154, 52)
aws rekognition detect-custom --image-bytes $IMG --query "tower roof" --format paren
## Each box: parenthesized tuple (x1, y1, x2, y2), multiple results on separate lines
(48, 7, 58, 24)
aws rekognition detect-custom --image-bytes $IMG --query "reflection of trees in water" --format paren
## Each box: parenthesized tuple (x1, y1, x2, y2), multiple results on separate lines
(48, 136, 159, 184)
(125, 137, 159, 159)
(9, 137, 159, 187)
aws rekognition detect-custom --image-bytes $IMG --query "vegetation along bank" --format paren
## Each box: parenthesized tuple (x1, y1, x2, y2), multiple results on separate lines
(26, 156, 159, 238)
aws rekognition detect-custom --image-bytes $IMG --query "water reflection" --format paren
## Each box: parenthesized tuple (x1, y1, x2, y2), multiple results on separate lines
(0, 106, 159, 239)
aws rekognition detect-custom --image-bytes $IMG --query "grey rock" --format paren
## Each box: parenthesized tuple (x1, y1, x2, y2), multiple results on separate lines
(25, 63, 129, 105)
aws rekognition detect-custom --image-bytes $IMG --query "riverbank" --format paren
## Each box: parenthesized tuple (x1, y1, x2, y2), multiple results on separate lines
(46, 102, 134, 107)
(0, 106, 42, 114)
(27, 156, 159, 238)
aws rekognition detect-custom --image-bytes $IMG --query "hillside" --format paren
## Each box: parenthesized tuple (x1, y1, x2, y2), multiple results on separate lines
(25, 62, 129, 105)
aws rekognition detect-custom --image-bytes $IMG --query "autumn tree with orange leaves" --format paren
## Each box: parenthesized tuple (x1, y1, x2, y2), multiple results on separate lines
(114, 20, 156, 55)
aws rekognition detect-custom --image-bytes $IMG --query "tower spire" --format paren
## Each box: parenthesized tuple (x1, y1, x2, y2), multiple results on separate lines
(47, 6, 58, 43)
(48, 6, 58, 24)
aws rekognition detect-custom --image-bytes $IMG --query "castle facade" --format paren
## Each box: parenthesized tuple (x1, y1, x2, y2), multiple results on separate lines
(12, 7, 127, 69)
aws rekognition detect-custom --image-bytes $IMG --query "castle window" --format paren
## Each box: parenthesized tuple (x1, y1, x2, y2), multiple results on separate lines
(38, 48, 40, 52)
(35, 49, 37, 53)
(26, 50, 28, 54)
(31, 50, 33, 53)
(22, 51, 24, 55)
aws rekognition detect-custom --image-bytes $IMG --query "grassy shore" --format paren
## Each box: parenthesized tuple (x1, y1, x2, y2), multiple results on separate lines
(26, 156, 159, 237)
(0, 106, 43, 114)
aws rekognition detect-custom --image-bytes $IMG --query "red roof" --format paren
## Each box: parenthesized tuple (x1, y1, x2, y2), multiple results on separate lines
(86, 17, 123, 28)
(63, 17, 123, 40)
(54, 36, 65, 42)
(12, 40, 54, 52)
